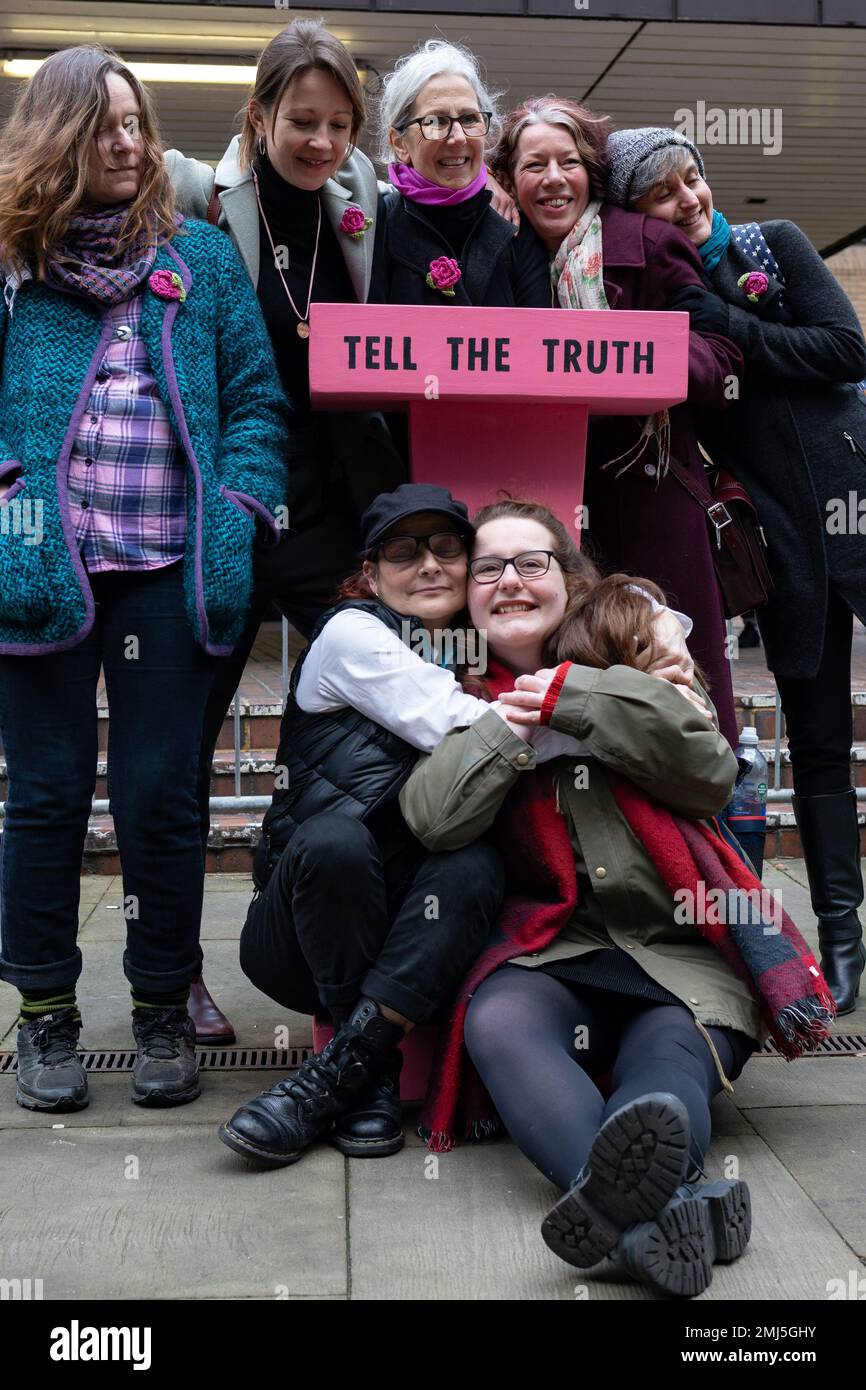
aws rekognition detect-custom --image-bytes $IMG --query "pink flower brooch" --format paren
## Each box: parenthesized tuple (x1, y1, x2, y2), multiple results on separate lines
(149, 269, 187, 303)
(340, 205, 373, 239)
(737, 270, 769, 303)
(426, 256, 461, 298)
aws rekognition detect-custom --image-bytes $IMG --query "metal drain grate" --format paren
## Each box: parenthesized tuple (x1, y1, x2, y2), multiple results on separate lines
(0, 1046, 311, 1074)
(758, 1033, 866, 1058)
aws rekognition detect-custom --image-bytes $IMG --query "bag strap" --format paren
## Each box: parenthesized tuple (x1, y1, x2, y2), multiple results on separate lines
(665, 455, 735, 550)
(206, 185, 225, 227)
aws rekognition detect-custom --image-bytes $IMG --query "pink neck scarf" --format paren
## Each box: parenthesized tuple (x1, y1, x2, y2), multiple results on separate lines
(388, 161, 489, 206)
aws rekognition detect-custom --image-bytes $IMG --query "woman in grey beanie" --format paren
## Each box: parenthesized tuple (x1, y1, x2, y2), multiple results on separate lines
(607, 126, 866, 1015)
(490, 99, 742, 754)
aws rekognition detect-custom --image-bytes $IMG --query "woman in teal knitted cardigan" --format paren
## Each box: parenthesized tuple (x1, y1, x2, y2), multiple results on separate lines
(0, 46, 288, 1114)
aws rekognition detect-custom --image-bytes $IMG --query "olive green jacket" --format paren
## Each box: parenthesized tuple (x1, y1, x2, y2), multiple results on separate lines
(399, 664, 768, 1065)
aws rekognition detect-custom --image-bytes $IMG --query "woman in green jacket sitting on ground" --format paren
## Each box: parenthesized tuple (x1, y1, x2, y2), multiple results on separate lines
(400, 497, 833, 1299)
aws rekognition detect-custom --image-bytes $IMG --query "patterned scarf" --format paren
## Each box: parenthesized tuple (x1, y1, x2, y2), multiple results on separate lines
(550, 197, 608, 310)
(44, 205, 156, 306)
(550, 196, 671, 479)
(418, 658, 835, 1152)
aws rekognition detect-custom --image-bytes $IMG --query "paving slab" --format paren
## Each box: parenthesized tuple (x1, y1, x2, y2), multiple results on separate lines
(78, 886, 251, 943)
(733, 1057, 866, 1109)
(0, 1071, 299, 1131)
(0, 1124, 347, 1300)
(742, 1105, 866, 1261)
(346, 1096, 855, 1301)
(0, 939, 314, 1052)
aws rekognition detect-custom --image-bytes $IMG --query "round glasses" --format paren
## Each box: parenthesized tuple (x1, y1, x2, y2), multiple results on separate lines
(400, 111, 492, 142)
(469, 551, 557, 583)
(376, 532, 467, 565)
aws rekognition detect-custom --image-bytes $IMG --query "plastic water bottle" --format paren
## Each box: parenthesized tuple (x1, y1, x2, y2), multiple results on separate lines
(728, 726, 769, 878)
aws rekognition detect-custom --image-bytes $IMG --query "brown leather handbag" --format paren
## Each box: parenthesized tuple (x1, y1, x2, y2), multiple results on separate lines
(667, 456, 773, 618)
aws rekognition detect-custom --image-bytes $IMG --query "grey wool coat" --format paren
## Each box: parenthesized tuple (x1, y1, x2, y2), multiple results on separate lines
(697, 220, 866, 679)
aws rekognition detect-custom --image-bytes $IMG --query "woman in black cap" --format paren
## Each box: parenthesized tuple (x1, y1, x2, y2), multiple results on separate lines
(606, 126, 866, 1016)
(219, 483, 697, 1168)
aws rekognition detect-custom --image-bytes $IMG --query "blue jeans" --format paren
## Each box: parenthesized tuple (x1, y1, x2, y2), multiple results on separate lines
(0, 562, 216, 994)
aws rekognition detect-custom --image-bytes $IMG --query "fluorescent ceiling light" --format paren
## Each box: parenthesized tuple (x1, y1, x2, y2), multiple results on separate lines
(0, 58, 258, 83)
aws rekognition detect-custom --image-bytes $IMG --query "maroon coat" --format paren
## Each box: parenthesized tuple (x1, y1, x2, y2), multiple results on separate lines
(581, 204, 743, 746)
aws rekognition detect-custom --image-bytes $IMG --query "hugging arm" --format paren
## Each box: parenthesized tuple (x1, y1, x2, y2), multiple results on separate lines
(543, 663, 738, 817)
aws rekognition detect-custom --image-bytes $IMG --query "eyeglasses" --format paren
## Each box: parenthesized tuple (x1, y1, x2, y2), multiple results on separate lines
(399, 111, 492, 142)
(376, 531, 468, 565)
(469, 551, 557, 583)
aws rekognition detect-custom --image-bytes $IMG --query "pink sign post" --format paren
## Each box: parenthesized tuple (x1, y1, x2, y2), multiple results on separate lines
(308, 304, 691, 1096)
(309, 304, 690, 532)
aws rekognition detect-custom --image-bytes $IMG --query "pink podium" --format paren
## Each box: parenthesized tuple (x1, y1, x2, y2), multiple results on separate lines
(310, 303, 690, 525)
(308, 304, 690, 1101)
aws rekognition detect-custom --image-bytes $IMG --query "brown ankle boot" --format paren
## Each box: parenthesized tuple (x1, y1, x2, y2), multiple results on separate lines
(188, 974, 236, 1045)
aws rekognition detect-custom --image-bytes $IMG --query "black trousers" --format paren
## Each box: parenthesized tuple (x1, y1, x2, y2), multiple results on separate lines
(774, 585, 856, 797)
(239, 812, 504, 1025)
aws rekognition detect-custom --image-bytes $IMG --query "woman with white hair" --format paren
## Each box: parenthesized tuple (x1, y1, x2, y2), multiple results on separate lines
(370, 40, 548, 306)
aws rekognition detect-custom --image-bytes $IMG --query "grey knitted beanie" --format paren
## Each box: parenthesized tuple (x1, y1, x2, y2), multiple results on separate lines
(606, 127, 705, 208)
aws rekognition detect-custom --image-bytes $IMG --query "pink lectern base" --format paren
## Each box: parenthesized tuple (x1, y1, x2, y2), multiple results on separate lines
(408, 400, 588, 524)
(312, 1016, 438, 1104)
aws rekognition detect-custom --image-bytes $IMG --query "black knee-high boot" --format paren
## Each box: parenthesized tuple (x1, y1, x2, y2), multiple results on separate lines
(792, 788, 866, 1015)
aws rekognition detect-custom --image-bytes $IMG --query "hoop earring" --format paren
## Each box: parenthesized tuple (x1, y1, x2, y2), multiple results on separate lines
(257, 136, 266, 158)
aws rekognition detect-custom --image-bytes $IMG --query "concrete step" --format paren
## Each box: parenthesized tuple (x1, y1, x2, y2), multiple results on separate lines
(0, 749, 282, 802)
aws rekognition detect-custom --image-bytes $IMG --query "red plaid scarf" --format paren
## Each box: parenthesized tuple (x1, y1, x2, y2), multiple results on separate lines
(419, 660, 835, 1152)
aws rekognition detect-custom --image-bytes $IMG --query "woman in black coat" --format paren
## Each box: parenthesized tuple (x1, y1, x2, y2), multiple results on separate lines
(607, 125, 866, 1014)
(370, 39, 548, 308)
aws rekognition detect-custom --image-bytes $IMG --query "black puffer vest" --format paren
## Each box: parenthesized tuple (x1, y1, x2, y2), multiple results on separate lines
(252, 599, 427, 890)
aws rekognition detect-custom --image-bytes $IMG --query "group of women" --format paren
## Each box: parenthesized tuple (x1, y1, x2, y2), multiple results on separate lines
(0, 17, 864, 1298)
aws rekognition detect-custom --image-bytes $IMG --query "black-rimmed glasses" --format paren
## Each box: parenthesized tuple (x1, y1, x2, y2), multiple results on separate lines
(469, 551, 557, 583)
(399, 111, 492, 142)
(375, 532, 468, 565)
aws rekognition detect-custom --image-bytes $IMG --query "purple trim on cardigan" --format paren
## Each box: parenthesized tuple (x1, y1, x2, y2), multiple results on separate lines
(161, 239, 233, 657)
(0, 320, 114, 656)
(220, 485, 281, 547)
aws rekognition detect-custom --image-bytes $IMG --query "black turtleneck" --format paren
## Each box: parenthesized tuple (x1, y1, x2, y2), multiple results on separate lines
(253, 151, 356, 418)
(408, 188, 491, 260)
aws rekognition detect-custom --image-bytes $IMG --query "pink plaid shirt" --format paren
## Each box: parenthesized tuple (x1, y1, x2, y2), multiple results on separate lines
(67, 296, 187, 573)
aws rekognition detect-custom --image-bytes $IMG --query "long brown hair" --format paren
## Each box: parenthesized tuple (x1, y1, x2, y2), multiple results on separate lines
(238, 19, 366, 169)
(490, 95, 612, 197)
(0, 45, 177, 276)
(470, 497, 666, 674)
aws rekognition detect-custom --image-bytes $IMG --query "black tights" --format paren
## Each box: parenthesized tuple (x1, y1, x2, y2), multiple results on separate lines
(464, 966, 755, 1191)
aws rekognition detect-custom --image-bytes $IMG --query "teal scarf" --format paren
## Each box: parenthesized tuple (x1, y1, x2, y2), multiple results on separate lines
(698, 210, 731, 274)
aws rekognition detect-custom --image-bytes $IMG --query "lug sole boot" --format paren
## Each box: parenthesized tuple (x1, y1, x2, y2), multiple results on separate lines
(541, 1093, 690, 1269)
(219, 997, 403, 1168)
(331, 1050, 405, 1157)
(616, 1178, 752, 1298)
(131, 1007, 201, 1107)
(16, 1008, 88, 1113)
(793, 788, 866, 1015)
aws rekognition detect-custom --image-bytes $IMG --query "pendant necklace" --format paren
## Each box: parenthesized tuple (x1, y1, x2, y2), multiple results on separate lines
(252, 167, 321, 339)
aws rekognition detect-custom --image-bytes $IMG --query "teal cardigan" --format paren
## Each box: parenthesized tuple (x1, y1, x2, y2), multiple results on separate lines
(0, 218, 289, 654)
